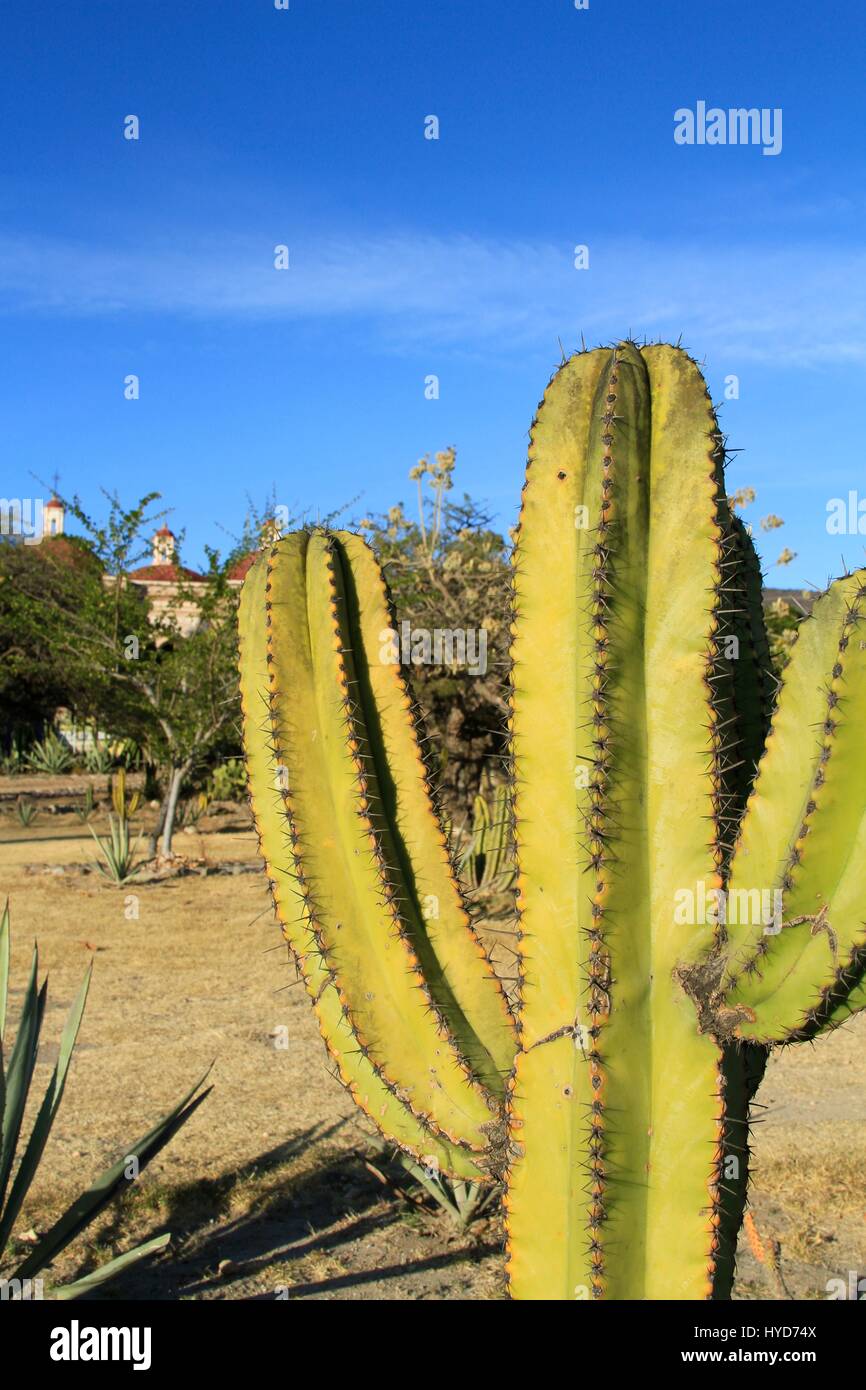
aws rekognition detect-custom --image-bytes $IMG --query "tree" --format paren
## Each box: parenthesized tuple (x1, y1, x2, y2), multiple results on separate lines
(2, 489, 244, 857)
(357, 450, 511, 811)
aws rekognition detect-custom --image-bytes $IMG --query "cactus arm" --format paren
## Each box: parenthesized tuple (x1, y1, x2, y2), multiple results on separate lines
(723, 571, 866, 1041)
(267, 531, 500, 1150)
(506, 343, 729, 1300)
(505, 347, 608, 1300)
(331, 531, 516, 1086)
(812, 957, 866, 1033)
(238, 544, 487, 1180)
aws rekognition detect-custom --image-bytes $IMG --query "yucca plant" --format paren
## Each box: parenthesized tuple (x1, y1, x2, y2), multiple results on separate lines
(14, 799, 38, 829)
(238, 341, 866, 1300)
(0, 903, 210, 1298)
(26, 731, 73, 775)
(84, 744, 115, 776)
(89, 814, 142, 884)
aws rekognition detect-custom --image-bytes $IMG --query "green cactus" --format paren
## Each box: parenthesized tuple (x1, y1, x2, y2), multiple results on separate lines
(459, 786, 514, 890)
(238, 340, 866, 1300)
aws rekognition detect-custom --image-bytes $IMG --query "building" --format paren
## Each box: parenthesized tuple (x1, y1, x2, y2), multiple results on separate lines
(36, 498, 255, 637)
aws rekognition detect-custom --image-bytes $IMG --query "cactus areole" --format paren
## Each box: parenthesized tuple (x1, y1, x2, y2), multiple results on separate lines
(238, 341, 866, 1300)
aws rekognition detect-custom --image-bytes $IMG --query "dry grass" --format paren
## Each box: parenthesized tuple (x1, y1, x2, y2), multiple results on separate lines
(1, 801, 864, 1300)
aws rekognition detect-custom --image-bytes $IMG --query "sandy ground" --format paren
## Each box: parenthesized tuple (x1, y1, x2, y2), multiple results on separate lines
(1, 798, 864, 1301)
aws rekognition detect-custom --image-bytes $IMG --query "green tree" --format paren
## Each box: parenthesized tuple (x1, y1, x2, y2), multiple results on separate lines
(357, 450, 511, 811)
(2, 490, 244, 857)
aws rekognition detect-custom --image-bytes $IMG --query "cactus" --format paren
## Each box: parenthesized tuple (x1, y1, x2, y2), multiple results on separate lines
(238, 340, 866, 1300)
(459, 786, 514, 890)
(110, 766, 141, 820)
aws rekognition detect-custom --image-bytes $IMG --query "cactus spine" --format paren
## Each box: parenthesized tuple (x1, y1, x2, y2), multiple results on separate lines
(239, 340, 866, 1300)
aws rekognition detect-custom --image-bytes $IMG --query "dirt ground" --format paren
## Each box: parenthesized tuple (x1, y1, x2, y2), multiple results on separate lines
(1, 794, 864, 1301)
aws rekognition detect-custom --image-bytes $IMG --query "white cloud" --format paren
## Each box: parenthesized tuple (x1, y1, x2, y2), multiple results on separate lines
(1, 230, 865, 365)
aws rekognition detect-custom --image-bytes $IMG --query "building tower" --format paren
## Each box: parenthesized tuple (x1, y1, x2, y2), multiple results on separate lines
(44, 496, 64, 537)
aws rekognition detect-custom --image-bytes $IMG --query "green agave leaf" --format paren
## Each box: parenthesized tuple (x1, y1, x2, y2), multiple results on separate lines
(0, 950, 46, 1215)
(0, 900, 10, 1042)
(12, 1070, 211, 1282)
(0, 962, 92, 1252)
(50, 1232, 172, 1300)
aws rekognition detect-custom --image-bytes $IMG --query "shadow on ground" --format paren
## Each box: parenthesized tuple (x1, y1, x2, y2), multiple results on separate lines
(75, 1122, 502, 1302)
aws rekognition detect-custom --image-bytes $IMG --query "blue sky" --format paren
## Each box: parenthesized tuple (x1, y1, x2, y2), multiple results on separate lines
(2, 0, 865, 586)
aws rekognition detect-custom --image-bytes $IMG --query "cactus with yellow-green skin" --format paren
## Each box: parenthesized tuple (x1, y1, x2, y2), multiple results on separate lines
(238, 340, 866, 1300)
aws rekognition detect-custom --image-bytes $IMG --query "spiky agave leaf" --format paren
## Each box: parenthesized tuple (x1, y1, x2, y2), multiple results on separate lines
(0, 904, 211, 1295)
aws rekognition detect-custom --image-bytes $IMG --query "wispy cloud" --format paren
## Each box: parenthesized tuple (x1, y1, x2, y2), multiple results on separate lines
(1, 230, 865, 365)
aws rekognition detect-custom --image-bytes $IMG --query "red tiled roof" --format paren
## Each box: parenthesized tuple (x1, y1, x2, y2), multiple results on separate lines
(129, 564, 205, 582)
(45, 496, 64, 509)
(228, 552, 257, 581)
(40, 536, 102, 572)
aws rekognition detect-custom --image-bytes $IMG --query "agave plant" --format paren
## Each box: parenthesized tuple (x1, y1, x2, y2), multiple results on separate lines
(238, 340, 866, 1301)
(0, 903, 210, 1298)
(14, 799, 39, 829)
(398, 1154, 501, 1231)
(25, 731, 74, 776)
(84, 744, 115, 776)
(89, 814, 142, 884)
(73, 785, 96, 824)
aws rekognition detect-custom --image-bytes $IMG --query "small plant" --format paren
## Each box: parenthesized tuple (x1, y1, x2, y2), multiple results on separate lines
(110, 767, 141, 820)
(0, 903, 210, 1298)
(205, 758, 248, 804)
(177, 792, 208, 829)
(743, 1211, 792, 1300)
(14, 799, 38, 828)
(0, 739, 27, 776)
(73, 785, 96, 823)
(84, 743, 114, 776)
(89, 814, 142, 883)
(25, 731, 73, 775)
(398, 1156, 500, 1231)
